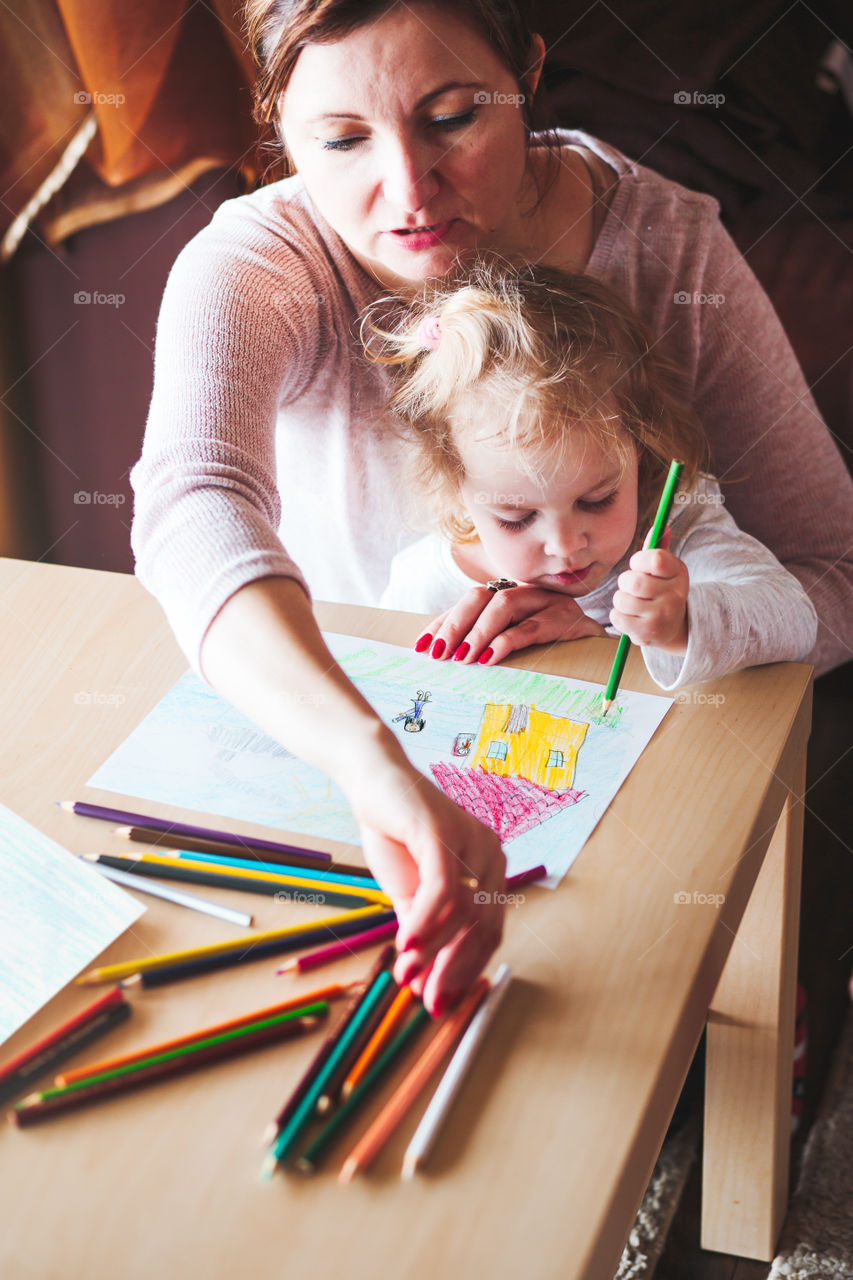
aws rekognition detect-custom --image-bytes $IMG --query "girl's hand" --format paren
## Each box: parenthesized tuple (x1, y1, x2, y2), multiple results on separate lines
(342, 756, 506, 1016)
(609, 528, 689, 653)
(415, 584, 607, 666)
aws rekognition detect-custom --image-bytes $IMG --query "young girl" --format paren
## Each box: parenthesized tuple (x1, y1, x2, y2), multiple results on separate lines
(374, 263, 817, 691)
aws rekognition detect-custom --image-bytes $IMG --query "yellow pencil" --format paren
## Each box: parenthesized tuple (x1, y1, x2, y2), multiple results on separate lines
(75, 905, 388, 985)
(83, 849, 392, 908)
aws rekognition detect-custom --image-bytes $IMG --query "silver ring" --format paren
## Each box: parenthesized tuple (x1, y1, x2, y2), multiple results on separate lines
(487, 578, 518, 592)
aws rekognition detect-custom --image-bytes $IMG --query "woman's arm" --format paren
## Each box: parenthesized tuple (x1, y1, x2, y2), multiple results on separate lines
(200, 575, 506, 1013)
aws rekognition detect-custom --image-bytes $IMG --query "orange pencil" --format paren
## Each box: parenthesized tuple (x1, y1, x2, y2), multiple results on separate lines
(55, 983, 356, 1086)
(341, 987, 415, 1100)
(338, 976, 489, 1183)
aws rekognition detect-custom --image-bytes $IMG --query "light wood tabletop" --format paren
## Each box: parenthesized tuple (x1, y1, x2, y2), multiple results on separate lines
(0, 558, 811, 1280)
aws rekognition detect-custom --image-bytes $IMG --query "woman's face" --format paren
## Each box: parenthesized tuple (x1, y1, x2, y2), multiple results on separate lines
(279, 3, 544, 291)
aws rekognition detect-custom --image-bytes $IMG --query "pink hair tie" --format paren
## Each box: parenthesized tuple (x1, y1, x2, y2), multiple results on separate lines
(417, 316, 442, 350)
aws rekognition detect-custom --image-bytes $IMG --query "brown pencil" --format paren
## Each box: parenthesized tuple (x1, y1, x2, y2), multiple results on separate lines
(11, 1015, 323, 1126)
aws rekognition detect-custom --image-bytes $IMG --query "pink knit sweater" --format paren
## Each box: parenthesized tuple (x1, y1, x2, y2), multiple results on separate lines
(130, 130, 853, 676)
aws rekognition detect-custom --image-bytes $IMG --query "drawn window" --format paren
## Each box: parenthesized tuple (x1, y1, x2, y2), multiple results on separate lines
(487, 740, 508, 761)
(546, 749, 564, 769)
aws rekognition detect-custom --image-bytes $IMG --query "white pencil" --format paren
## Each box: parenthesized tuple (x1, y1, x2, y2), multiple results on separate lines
(84, 859, 253, 927)
(401, 963, 513, 1179)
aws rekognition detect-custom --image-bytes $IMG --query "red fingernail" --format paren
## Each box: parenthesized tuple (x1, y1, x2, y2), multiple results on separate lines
(478, 647, 494, 664)
(452, 642, 470, 661)
(431, 638, 446, 659)
(414, 633, 432, 653)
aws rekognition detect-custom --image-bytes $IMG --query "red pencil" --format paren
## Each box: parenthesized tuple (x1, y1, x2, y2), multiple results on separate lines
(276, 921, 398, 975)
(0, 989, 127, 1104)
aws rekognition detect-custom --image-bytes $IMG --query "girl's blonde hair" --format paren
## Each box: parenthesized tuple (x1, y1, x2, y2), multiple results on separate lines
(364, 259, 707, 547)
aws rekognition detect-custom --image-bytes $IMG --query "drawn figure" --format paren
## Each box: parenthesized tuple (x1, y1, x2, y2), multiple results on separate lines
(392, 690, 432, 733)
(452, 732, 475, 757)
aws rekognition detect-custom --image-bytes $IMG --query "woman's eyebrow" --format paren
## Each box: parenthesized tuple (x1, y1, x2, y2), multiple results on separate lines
(307, 81, 484, 124)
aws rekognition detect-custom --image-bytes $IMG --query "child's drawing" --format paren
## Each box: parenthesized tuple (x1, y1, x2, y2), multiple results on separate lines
(392, 690, 432, 733)
(87, 633, 672, 885)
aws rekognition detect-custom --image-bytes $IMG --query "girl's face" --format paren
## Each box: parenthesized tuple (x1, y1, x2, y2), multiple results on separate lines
(456, 428, 640, 595)
(279, 3, 544, 291)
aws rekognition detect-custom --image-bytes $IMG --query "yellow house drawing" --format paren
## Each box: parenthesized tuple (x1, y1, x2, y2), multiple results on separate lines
(467, 703, 588, 791)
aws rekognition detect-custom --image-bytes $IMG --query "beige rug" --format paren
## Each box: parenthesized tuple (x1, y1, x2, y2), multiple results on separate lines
(615, 1116, 700, 1279)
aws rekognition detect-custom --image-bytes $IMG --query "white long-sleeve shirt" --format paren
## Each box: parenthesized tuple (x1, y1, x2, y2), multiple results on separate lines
(380, 478, 818, 691)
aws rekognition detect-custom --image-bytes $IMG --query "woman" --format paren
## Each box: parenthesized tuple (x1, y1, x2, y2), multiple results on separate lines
(131, 0, 853, 1014)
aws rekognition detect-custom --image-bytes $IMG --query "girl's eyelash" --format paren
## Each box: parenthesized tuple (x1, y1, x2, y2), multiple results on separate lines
(496, 513, 536, 532)
(578, 492, 618, 511)
(321, 110, 477, 152)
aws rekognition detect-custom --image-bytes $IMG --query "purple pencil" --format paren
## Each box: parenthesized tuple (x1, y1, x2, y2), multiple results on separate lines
(58, 800, 332, 866)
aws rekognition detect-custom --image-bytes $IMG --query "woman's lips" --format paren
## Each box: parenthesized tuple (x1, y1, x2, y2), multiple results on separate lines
(387, 220, 455, 250)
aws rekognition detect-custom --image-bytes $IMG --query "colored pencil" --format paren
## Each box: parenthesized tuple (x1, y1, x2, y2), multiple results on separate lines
(338, 976, 490, 1183)
(0, 992, 130, 1105)
(602, 459, 683, 715)
(84, 859, 253, 926)
(401, 964, 513, 1178)
(81, 851, 390, 910)
(297, 1005, 432, 1173)
(171, 849, 381, 892)
(315, 947, 400, 1112)
(45, 1005, 328, 1095)
(506, 865, 548, 891)
(276, 921, 398, 975)
(341, 986, 416, 1099)
(257, 972, 366, 1146)
(57, 984, 354, 1087)
(113, 824, 334, 870)
(76, 905, 388, 984)
(260, 969, 397, 1179)
(11, 1013, 323, 1126)
(58, 801, 333, 865)
(123, 912, 397, 987)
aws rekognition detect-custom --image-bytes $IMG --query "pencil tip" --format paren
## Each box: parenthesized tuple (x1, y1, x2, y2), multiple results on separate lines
(294, 1157, 314, 1176)
(115, 826, 132, 836)
(338, 1159, 357, 1185)
(259, 1154, 278, 1184)
(260, 1123, 277, 1146)
(341, 1083, 353, 1101)
(81, 853, 98, 861)
(317, 1096, 330, 1114)
(58, 801, 74, 811)
(119, 974, 142, 989)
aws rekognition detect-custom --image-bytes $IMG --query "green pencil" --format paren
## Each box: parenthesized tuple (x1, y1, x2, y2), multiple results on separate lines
(260, 968, 396, 1180)
(602, 460, 684, 716)
(295, 1005, 431, 1173)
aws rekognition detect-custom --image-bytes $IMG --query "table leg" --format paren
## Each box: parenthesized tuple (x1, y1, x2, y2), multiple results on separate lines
(700, 751, 806, 1260)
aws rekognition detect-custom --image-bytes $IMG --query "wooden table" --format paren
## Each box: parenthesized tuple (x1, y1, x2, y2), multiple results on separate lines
(0, 558, 812, 1279)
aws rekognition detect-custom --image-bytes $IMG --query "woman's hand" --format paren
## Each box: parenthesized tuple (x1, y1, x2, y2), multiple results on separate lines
(415, 584, 607, 666)
(610, 529, 689, 653)
(342, 755, 506, 1016)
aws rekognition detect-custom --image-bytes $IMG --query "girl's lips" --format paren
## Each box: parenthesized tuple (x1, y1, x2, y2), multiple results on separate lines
(387, 219, 455, 250)
(549, 566, 593, 585)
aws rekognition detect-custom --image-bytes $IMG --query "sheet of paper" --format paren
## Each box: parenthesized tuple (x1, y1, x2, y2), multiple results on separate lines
(88, 633, 672, 884)
(0, 802, 145, 1046)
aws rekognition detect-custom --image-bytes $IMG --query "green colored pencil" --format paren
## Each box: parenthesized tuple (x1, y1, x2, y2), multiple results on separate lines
(26, 1003, 330, 1098)
(602, 460, 684, 715)
(260, 969, 396, 1180)
(296, 1005, 431, 1173)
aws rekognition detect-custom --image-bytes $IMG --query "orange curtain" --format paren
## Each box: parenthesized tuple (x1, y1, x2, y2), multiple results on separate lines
(0, 0, 274, 253)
